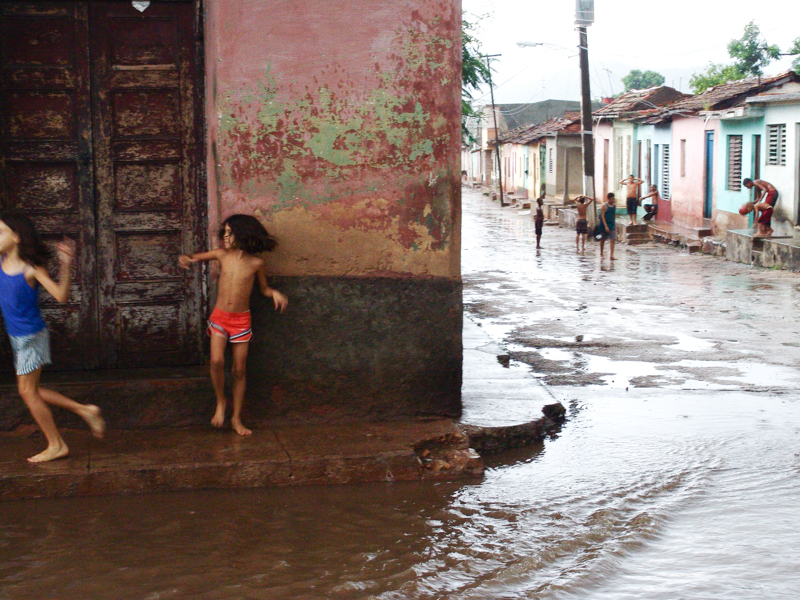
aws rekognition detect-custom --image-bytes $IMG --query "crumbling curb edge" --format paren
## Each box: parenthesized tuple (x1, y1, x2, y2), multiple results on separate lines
(459, 402, 567, 455)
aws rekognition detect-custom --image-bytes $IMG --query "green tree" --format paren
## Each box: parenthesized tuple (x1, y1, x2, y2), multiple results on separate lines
(689, 63, 746, 94)
(727, 21, 780, 76)
(690, 21, 779, 93)
(462, 15, 492, 143)
(621, 69, 665, 92)
(788, 37, 800, 74)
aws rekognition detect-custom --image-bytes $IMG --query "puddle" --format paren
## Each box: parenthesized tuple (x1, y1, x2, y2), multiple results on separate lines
(663, 334, 715, 352)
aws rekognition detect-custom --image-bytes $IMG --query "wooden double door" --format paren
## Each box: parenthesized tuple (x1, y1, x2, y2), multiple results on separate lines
(0, 1, 204, 370)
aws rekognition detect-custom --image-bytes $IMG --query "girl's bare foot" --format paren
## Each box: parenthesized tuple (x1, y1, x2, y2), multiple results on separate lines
(610, 256, 616, 260)
(211, 404, 226, 428)
(82, 405, 105, 439)
(232, 419, 252, 436)
(28, 443, 69, 463)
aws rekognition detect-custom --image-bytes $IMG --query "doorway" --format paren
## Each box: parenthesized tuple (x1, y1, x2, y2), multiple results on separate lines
(0, 1, 205, 371)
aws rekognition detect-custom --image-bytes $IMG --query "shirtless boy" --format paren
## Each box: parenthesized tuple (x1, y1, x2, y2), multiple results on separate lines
(742, 178, 778, 237)
(620, 175, 644, 225)
(575, 196, 590, 253)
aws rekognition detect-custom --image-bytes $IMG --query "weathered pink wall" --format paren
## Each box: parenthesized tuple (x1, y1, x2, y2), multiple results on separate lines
(670, 117, 717, 229)
(204, 0, 462, 278)
(593, 121, 612, 200)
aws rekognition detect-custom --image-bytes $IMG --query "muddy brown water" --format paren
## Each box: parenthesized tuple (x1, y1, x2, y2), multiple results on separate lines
(3, 190, 800, 599)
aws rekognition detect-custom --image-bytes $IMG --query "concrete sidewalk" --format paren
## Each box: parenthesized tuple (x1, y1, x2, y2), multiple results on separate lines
(0, 419, 483, 501)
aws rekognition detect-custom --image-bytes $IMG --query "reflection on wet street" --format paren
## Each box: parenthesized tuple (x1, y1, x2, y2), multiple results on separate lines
(3, 189, 800, 599)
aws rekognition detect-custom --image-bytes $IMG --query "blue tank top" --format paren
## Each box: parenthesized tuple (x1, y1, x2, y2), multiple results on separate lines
(604, 204, 616, 229)
(0, 258, 47, 337)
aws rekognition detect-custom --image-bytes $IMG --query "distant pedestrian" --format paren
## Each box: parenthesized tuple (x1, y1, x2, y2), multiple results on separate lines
(575, 195, 590, 253)
(179, 215, 288, 436)
(640, 185, 661, 221)
(535, 195, 545, 249)
(742, 178, 778, 237)
(600, 193, 616, 260)
(620, 175, 645, 225)
(0, 213, 105, 463)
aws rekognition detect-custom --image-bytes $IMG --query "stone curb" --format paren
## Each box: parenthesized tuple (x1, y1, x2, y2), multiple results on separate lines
(459, 403, 567, 454)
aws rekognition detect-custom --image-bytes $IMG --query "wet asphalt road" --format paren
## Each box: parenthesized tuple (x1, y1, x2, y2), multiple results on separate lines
(461, 187, 800, 399)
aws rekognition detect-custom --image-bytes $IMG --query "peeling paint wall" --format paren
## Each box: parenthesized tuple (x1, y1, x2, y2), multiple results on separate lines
(202, 0, 463, 420)
(205, 0, 462, 278)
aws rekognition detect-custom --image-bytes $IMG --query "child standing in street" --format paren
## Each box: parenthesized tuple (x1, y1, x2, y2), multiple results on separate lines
(0, 214, 105, 463)
(535, 195, 545, 249)
(575, 196, 589, 253)
(179, 215, 288, 436)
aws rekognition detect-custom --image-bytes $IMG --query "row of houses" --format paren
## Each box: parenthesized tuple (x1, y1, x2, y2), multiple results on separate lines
(470, 71, 800, 238)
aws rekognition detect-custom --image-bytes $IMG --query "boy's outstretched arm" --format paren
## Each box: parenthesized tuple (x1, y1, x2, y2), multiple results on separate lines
(257, 267, 288, 312)
(33, 240, 73, 303)
(179, 249, 223, 269)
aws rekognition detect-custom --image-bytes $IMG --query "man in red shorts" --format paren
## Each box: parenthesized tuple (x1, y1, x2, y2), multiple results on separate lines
(743, 178, 778, 237)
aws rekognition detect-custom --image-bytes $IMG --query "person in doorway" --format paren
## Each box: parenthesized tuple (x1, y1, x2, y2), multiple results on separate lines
(600, 193, 617, 261)
(575, 195, 590, 253)
(179, 215, 288, 436)
(534, 195, 545, 249)
(640, 185, 661, 221)
(742, 178, 778, 237)
(620, 175, 645, 225)
(0, 213, 105, 463)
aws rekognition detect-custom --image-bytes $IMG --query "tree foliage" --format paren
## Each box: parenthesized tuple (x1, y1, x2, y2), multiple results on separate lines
(690, 21, 779, 93)
(462, 16, 492, 143)
(689, 63, 746, 94)
(789, 37, 800, 75)
(621, 69, 665, 92)
(727, 21, 780, 77)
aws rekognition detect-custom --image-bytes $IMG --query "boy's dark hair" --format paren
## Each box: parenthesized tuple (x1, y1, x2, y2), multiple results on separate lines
(219, 214, 277, 254)
(742, 178, 753, 186)
(0, 213, 53, 267)
(607, 192, 615, 200)
(536, 197, 544, 205)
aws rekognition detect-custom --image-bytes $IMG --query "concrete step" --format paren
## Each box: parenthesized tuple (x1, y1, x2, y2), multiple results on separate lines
(694, 227, 713, 238)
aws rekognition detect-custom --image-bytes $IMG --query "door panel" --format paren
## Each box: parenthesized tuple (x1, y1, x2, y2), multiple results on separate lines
(90, 1, 202, 368)
(0, 2, 98, 370)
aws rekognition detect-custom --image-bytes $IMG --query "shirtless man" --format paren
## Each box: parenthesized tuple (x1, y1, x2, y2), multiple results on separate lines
(620, 175, 645, 225)
(640, 185, 661, 221)
(742, 178, 778, 237)
(575, 196, 590, 253)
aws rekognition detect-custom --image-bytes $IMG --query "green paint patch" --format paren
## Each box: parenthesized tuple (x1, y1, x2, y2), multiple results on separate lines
(217, 14, 459, 249)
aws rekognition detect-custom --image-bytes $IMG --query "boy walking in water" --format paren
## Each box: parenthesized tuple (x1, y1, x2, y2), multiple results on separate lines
(179, 215, 288, 436)
(620, 175, 644, 225)
(575, 196, 589, 253)
(600, 193, 617, 261)
(535, 195, 545, 249)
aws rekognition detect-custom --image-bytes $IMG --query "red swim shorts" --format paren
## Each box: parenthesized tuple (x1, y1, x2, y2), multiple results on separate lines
(758, 206, 774, 224)
(765, 189, 778, 207)
(207, 308, 252, 343)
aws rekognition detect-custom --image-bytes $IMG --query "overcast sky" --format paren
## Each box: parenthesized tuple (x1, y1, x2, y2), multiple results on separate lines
(463, 0, 800, 106)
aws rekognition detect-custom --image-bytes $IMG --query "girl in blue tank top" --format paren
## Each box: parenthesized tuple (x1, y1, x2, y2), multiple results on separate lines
(0, 214, 104, 463)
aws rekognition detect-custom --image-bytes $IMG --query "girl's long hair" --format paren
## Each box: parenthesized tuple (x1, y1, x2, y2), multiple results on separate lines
(0, 213, 53, 267)
(219, 214, 278, 254)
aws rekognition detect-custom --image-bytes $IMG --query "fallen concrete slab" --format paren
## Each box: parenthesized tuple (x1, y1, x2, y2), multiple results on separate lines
(460, 403, 566, 454)
(0, 419, 483, 501)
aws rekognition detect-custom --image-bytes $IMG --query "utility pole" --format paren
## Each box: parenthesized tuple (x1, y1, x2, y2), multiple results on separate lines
(483, 54, 505, 207)
(576, 0, 596, 222)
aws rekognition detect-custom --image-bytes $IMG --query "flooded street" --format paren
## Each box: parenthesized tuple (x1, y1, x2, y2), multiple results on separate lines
(3, 190, 800, 599)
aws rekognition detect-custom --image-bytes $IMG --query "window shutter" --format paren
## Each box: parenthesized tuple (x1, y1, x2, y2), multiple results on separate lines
(768, 124, 786, 166)
(727, 135, 742, 191)
(661, 144, 670, 200)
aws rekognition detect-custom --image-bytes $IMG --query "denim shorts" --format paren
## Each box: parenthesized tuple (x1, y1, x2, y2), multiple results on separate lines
(9, 328, 51, 376)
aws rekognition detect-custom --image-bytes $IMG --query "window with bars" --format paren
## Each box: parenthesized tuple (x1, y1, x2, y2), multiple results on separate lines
(680, 139, 686, 177)
(661, 144, 670, 199)
(549, 148, 554, 173)
(727, 135, 743, 190)
(614, 136, 622, 184)
(625, 135, 632, 177)
(767, 124, 786, 165)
